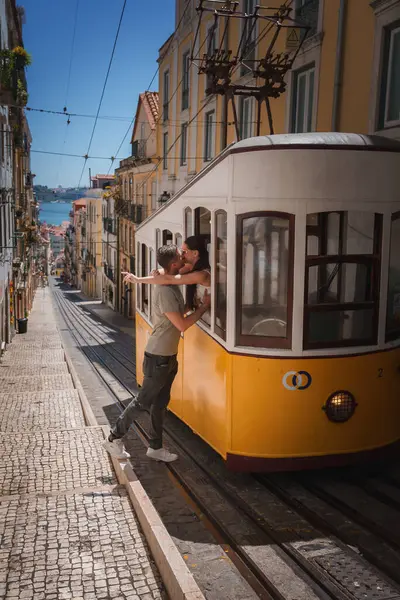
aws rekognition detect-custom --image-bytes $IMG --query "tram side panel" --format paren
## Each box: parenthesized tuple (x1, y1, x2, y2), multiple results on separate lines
(229, 348, 400, 467)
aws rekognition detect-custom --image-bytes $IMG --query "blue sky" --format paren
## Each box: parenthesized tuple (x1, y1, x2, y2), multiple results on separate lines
(23, 0, 175, 188)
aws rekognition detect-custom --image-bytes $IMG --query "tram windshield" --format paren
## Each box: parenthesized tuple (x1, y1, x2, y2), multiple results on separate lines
(386, 213, 400, 341)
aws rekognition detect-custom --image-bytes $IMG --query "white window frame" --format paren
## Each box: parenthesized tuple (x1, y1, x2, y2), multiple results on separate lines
(180, 122, 188, 166)
(240, 96, 254, 140)
(163, 132, 168, 170)
(384, 25, 400, 128)
(204, 110, 215, 161)
(369, 1, 400, 139)
(291, 65, 315, 133)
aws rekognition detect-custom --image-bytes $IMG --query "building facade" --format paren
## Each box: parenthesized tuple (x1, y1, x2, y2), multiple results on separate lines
(115, 91, 159, 318)
(156, 0, 400, 203)
(81, 196, 102, 299)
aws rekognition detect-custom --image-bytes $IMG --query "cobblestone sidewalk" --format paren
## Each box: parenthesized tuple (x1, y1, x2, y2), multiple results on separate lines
(0, 288, 165, 600)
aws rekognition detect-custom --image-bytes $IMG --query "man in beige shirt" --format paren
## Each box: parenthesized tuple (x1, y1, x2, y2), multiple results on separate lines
(104, 244, 210, 463)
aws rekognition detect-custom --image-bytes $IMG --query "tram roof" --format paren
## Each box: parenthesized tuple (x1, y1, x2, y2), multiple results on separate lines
(232, 132, 400, 152)
(136, 132, 400, 230)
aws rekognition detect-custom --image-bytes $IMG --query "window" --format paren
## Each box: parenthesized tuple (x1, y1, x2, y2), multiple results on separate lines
(163, 229, 173, 245)
(194, 207, 211, 326)
(184, 207, 193, 238)
(380, 25, 400, 128)
(180, 123, 188, 166)
(304, 211, 382, 349)
(129, 178, 132, 201)
(124, 225, 128, 251)
(215, 210, 227, 339)
(291, 65, 315, 133)
(163, 132, 168, 170)
(149, 248, 154, 323)
(241, 0, 257, 75)
(151, 181, 157, 211)
(163, 70, 169, 121)
(156, 228, 161, 250)
(175, 233, 182, 248)
(136, 242, 141, 308)
(206, 25, 218, 91)
(182, 51, 190, 110)
(204, 111, 215, 161)
(141, 244, 149, 316)
(386, 213, 400, 341)
(240, 97, 253, 140)
(237, 212, 294, 348)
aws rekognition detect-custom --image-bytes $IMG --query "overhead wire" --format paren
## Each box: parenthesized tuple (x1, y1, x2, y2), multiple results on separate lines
(106, 0, 194, 175)
(56, 0, 80, 186)
(77, 0, 128, 189)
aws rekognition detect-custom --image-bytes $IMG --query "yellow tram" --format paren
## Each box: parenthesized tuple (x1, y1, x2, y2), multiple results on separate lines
(134, 133, 400, 471)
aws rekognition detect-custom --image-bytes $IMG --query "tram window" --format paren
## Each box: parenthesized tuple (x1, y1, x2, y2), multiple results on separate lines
(149, 248, 154, 323)
(215, 210, 227, 339)
(184, 207, 193, 238)
(194, 206, 211, 253)
(304, 211, 382, 349)
(237, 213, 294, 349)
(306, 211, 375, 257)
(141, 244, 149, 316)
(175, 233, 182, 248)
(163, 229, 173, 245)
(156, 228, 161, 249)
(386, 213, 400, 342)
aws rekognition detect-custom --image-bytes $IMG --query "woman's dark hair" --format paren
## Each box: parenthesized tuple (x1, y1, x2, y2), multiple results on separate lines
(185, 235, 210, 311)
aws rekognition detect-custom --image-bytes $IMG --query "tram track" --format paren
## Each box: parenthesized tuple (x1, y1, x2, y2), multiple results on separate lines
(52, 282, 400, 600)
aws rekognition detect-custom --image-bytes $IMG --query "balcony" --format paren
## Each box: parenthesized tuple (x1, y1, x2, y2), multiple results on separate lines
(103, 217, 116, 235)
(131, 139, 146, 160)
(127, 204, 144, 224)
(25, 172, 33, 188)
(295, 0, 319, 38)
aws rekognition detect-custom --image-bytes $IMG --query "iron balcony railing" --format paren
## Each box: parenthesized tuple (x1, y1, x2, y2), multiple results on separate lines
(131, 139, 146, 159)
(103, 264, 115, 283)
(103, 217, 117, 235)
(295, 0, 319, 38)
(127, 204, 144, 224)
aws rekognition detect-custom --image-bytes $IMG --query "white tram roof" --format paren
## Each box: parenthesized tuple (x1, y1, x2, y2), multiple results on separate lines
(233, 132, 400, 151)
(137, 132, 400, 231)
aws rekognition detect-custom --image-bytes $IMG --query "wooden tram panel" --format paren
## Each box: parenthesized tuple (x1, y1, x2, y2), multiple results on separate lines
(135, 133, 400, 471)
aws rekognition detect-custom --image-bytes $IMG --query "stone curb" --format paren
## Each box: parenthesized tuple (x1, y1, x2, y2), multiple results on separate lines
(59, 326, 205, 600)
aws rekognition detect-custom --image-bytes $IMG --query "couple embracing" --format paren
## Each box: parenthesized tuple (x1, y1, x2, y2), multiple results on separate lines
(104, 236, 211, 463)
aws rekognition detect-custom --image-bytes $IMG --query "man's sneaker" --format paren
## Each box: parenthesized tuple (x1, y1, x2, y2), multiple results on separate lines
(146, 447, 178, 463)
(103, 439, 130, 459)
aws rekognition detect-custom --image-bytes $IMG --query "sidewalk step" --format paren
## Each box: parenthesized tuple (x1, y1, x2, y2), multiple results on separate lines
(0, 389, 84, 432)
(0, 363, 69, 376)
(0, 487, 163, 599)
(1, 349, 65, 365)
(0, 374, 74, 392)
(0, 428, 116, 496)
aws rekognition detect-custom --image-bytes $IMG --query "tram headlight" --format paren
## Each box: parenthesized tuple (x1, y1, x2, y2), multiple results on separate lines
(323, 391, 357, 423)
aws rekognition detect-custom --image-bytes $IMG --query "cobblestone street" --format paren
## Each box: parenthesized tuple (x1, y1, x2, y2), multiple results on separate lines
(0, 288, 165, 600)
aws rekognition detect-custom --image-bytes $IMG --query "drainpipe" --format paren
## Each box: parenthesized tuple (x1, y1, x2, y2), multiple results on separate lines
(331, 0, 347, 131)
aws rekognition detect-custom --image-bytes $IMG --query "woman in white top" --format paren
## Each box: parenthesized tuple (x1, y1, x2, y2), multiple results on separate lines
(124, 236, 211, 314)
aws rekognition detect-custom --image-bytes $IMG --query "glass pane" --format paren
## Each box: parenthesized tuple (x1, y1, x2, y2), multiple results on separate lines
(163, 230, 173, 245)
(307, 69, 315, 132)
(195, 207, 211, 249)
(306, 211, 376, 256)
(387, 30, 400, 122)
(215, 211, 227, 338)
(307, 262, 372, 304)
(386, 216, 400, 339)
(175, 233, 182, 248)
(296, 72, 307, 133)
(241, 215, 290, 338)
(185, 208, 193, 237)
(307, 309, 374, 345)
(142, 245, 149, 316)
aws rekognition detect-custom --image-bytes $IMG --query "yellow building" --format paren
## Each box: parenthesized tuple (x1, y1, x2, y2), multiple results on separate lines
(70, 199, 86, 290)
(81, 197, 103, 299)
(115, 91, 159, 318)
(156, 0, 400, 198)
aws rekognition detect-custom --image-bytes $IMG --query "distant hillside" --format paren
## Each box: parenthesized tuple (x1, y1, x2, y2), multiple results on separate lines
(34, 185, 88, 203)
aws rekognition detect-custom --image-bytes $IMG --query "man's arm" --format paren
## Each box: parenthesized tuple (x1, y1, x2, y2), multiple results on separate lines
(164, 291, 211, 333)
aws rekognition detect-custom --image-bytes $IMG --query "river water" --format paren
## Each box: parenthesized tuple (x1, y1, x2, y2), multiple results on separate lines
(39, 202, 72, 226)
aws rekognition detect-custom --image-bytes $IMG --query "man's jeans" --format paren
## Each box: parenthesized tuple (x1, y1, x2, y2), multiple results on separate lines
(111, 352, 178, 449)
